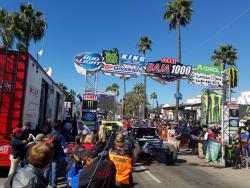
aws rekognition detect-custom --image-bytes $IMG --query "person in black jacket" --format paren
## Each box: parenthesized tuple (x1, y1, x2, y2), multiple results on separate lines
(5, 142, 54, 188)
(8, 128, 29, 176)
(78, 149, 116, 188)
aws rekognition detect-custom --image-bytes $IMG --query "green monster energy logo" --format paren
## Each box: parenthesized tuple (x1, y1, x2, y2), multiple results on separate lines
(201, 93, 222, 124)
(103, 48, 119, 65)
(87, 101, 94, 108)
(228, 68, 239, 88)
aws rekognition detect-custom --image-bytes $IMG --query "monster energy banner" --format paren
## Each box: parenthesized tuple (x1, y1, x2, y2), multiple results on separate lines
(82, 100, 98, 111)
(201, 93, 222, 124)
(228, 68, 239, 88)
(205, 138, 221, 161)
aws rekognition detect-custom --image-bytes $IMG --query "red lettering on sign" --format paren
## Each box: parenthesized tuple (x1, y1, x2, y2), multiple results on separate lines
(160, 58, 176, 64)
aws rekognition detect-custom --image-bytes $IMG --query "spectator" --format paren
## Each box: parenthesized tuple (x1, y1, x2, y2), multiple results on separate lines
(20, 121, 33, 141)
(78, 149, 116, 188)
(8, 128, 28, 176)
(82, 133, 96, 150)
(208, 126, 216, 139)
(109, 134, 133, 187)
(5, 143, 54, 188)
(22, 133, 47, 167)
(44, 123, 65, 188)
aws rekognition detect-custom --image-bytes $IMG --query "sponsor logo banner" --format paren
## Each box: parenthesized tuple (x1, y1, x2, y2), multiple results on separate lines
(82, 100, 98, 110)
(82, 112, 97, 121)
(191, 72, 222, 86)
(74, 52, 103, 72)
(196, 64, 222, 76)
(146, 61, 192, 82)
(160, 58, 176, 64)
(83, 94, 98, 101)
(102, 49, 119, 65)
(120, 53, 145, 67)
(190, 64, 222, 86)
(102, 64, 142, 75)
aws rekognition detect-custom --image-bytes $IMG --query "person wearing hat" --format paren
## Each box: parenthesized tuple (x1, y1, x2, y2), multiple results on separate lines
(109, 134, 133, 187)
(78, 149, 116, 188)
(20, 121, 34, 141)
(8, 127, 29, 176)
(23, 134, 47, 166)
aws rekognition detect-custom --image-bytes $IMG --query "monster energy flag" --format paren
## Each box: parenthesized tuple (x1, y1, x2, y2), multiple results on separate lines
(201, 93, 222, 124)
(205, 138, 221, 161)
(228, 68, 239, 88)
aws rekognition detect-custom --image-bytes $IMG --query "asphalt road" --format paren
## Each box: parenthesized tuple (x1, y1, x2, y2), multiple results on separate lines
(132, 153, 250, 188)
(1, 153, 249, 188)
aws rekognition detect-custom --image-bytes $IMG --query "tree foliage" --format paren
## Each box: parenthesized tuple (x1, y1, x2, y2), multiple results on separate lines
(211, 44, 239, 69)
(57, 82, 76, 103)
(125, 83, 147, 117)
(106, 83, 119, 96)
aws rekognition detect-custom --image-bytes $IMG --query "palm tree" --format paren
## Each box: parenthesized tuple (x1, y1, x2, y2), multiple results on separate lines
(57, 82, 68, 93)
(137, 36, 152, 119)
(211, 44, 239, 70)
(133, 83, 145, 117)
(150, 92, 157, 109)
(164, 0, 193, 122)
(105, 83, 120, 97)
(0, 8, 15, 49)
(14, 3, 47, 51)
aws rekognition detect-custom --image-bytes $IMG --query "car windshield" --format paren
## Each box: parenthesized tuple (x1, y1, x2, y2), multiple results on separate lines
(133, 128, 158, 139)
(103, 123, 118, 127)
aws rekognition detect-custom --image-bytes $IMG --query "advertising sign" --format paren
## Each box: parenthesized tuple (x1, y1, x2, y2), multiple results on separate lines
(228, 102, 239, 131)
(146, 61, 192, 76)
(82, 100, 98, 111)
(83, 94, 98, 101)
(120, 53, 146, 67)
(102, 64, 142, 75)
(196, 64, 222, 76)
(73, 52, 103, 73)
(82, 111, 97, 121)
(160, 58, 176, 64)
(205, 138, 221, 161)
(190, 64, 222, 86)
(102, 49, 119, 65)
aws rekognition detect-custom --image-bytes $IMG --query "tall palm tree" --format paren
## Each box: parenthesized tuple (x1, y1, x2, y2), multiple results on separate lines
(0, 8, 15, 49)
(137, 36, 152, 119)
(14, 3, 47, 51)
(211, 44, 239, 70)
(150, 92, 157, 109)
(133, 83, 145, 117)
(164, 0, 193, 122)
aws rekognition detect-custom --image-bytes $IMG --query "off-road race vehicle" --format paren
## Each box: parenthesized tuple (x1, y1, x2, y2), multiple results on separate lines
(130, 125, 177, 165)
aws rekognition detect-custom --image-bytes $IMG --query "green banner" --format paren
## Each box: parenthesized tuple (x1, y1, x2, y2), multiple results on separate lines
(196, 64, 222, 76)
(205, 138, 221, 161)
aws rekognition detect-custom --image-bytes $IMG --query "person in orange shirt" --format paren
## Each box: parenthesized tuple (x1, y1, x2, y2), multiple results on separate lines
(109, 134, 132, 188)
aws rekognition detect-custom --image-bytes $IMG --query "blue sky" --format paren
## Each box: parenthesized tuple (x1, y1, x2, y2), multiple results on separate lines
(1, 0, 250, 105)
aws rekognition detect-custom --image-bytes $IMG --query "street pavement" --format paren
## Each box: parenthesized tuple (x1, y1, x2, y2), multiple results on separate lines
(132, 150, 250, 188)
(0, 151, 249, 187)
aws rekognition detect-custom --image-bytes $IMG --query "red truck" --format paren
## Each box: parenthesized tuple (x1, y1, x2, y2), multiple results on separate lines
(0, 49, 65, 166)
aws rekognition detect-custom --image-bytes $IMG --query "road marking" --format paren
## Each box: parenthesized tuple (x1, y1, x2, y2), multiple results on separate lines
(139, 165, 162, 184)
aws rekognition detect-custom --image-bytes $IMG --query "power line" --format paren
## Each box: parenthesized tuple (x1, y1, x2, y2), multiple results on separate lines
(200, 7, 250, 46)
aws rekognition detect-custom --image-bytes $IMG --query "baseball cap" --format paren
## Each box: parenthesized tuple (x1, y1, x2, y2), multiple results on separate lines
(24, 122, 31, 127)
(78, 149, 98, 160)
(35, 134, 46, 142)
(13, 128, 21, 135)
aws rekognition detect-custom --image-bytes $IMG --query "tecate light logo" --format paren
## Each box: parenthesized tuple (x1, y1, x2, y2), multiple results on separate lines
(74, 52, 103, 71)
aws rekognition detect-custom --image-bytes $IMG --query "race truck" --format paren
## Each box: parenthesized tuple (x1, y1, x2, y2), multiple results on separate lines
(130, 125, 177, 165)
(0, 50, 65, 166)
